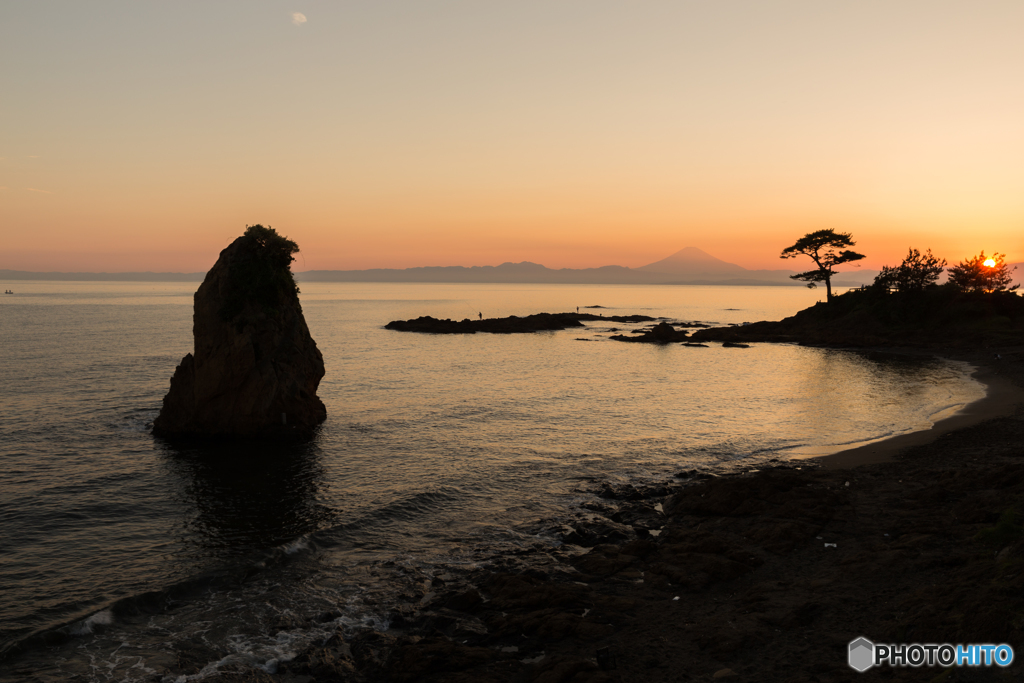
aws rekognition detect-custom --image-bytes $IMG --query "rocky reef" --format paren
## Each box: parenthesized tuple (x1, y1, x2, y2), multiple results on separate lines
(153, 226, 326, 438)
(385, 312, 655, 334)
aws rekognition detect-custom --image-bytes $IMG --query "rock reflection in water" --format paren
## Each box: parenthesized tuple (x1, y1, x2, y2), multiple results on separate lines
(160, 439, 337, 555)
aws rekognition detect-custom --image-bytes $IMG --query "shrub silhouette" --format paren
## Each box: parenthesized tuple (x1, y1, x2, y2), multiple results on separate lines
(873, 248, 946, 293)
(948, 252, 1018, 293)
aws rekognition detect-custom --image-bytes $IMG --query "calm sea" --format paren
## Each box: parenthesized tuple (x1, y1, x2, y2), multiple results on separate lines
(0, 282, 983, 680)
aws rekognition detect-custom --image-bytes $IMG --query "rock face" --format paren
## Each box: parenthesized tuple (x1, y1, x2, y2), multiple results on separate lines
(153, 226, 326, 438)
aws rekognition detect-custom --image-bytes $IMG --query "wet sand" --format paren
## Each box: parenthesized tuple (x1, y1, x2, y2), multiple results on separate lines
(173, 350, 1024, 682)
(817, 351, 1024, 469)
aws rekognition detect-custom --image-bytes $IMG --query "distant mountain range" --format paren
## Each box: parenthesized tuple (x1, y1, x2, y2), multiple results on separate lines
(297, 247, 879, 287)
(7, 247, 1022, 287)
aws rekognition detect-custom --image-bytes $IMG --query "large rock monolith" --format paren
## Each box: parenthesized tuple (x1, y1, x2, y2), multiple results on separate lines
(153, 225, 326, 438)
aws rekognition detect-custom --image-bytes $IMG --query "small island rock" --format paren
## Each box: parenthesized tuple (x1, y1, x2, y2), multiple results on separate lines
(610, 321, 690, 344)
(153, 225, 326, 438)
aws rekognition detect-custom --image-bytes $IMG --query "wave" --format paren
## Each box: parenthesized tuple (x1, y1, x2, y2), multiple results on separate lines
(68, 609, 114, 636)
(0, 534, 321, 662)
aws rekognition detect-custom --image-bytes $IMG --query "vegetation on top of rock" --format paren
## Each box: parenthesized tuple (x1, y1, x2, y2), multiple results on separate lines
(780, 229, 866, 301)
(244, 224, 299, 268)
(948, 251, 1018, 293)
(871, 248, 1018, 296)
(219, 224, 301, 323)
(873, 248, 946, 293)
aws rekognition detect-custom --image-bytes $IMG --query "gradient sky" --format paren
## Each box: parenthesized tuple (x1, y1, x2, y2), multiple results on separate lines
(2, 1, 1023, 273)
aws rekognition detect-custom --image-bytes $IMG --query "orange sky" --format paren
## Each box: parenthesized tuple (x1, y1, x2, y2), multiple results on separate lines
(3, 1, 1023, 273)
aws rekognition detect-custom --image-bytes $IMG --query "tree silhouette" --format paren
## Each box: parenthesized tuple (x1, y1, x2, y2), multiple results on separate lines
(873, 248, 946, 293)
(780, 229, 865, 300)
(948, 252, 1018, 293)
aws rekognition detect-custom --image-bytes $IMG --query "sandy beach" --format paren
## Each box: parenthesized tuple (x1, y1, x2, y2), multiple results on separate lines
(152, 348, 1024, 682)
(817, 351, 1024, 469)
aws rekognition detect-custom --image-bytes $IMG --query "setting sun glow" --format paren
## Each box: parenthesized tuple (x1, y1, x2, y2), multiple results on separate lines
(2, 2, 1023, 273)
(984, 259, 997, 268)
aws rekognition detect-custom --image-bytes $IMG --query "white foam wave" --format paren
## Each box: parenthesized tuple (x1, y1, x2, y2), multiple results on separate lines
(927, 402, 966, 423)
(170, 650, 298, 682)
(338, 612, 391, 632)
(70, 608, 114, 635)
(280, 536, 311, 555)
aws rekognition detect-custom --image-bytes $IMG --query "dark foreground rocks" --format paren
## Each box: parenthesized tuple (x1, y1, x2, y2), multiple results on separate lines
(153, 226, 326, 438)
(182, 360, 1024, 681)
(385, 313, 656, 334)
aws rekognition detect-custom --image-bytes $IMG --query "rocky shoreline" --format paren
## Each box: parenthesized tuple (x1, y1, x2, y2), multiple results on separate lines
(690, 287, 1024, 349)
(163, 350, 1024, 683)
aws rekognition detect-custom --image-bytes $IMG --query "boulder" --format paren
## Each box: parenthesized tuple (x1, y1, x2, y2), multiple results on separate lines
(610, 321, 689, 344)
(651, 321, 678, 341)
(153, 225, 326, 438)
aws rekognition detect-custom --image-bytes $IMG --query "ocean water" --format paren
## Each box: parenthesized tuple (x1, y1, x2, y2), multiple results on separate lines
(0, 281, 984, 680)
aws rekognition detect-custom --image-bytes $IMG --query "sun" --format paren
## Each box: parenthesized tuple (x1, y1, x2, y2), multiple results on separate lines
(983, 258, 997, 268)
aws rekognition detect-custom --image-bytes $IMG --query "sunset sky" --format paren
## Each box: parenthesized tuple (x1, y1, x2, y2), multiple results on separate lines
(2, 1, 1023, 273)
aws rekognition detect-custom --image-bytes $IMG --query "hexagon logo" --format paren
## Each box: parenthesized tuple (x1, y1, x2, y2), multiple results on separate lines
(849, 637, 874, 672)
